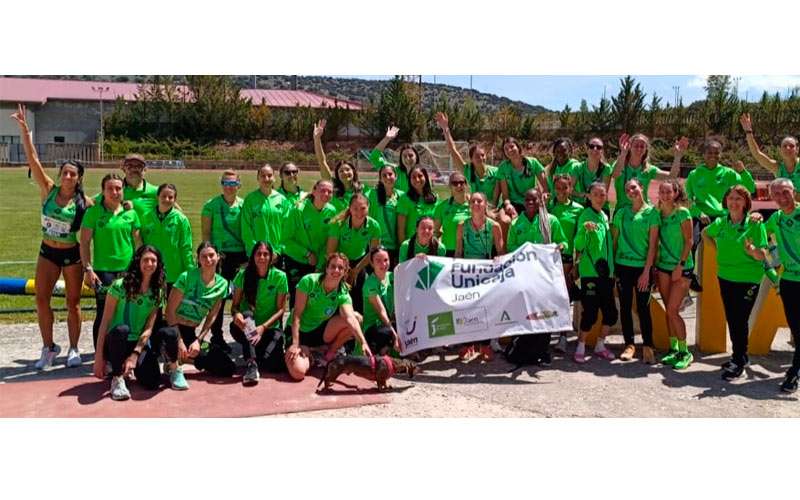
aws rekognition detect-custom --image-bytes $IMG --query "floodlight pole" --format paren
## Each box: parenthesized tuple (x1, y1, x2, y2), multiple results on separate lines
(92, 86, 110, 163)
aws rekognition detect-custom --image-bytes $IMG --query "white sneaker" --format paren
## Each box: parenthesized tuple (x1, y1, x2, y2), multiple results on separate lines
(679, 295, 694, 312)
(66, 347, 81, 367)
(555, 335, 568, 353)
(34, 344, 61, 370)
(110, 376, 131, 401)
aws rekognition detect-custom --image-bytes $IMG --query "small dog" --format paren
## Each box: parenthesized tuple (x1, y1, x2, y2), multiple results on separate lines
(317, 355, 418, 392)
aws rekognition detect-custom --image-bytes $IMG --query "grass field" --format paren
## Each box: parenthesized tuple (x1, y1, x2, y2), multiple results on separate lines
(0, 167, 450, 323)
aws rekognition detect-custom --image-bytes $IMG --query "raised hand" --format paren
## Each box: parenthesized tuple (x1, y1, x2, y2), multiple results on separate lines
(673, 136, 690, 158)
(618, 133, 631, 154)
(313, 119, 327, 139)
(740, 113, 753, 132)
(385, 126, 400, 140)
(434, 112, 449, 131)
(10, 103, 28, 130)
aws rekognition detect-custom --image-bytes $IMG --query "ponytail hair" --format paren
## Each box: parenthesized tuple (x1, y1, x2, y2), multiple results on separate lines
(406, 216, 440, 261)
(59, 160, 88, 232)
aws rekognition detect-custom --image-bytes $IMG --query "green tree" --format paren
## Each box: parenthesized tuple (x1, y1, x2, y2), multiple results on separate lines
(646, 93, 662, 138)
(590, 96, 613, 134)
(374, 76, 423, 142)
(611, 75, 647, 134)
(703, 75, 739, 135)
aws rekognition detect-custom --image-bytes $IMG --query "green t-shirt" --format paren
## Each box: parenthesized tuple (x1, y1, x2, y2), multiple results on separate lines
(656, 206, 694, 271)
(433, 197, 471, 250)
(573, 161, 612, 205)
(706, 216, 767, 284)
(241, 189, 291, 256)
(546, 158, 582, 193)
(548, 199, 584, 256)
(328, 216, 382, 261)
(362, 272, 394, 329)
(685, 163, 755, 218)
(397, 238, 447, 263)
(463, 163, 501, 203)
(397, 193, 439, 240)
(498, 157, 545, 205)
(575, 207, 614, 278)
(201, 195, 244, 253)
(173, 268, 229, 325)
(329, 186, 372, 215)
(107, 278, 162, 341)
(369, 149, 409, 193)
(765, 205, 800, 282)
(232, 267, 288, 325)
(612, 204, 660, 268)
(462, 219, 495, 259)
(140, 208, 194, 284)
(507, 213, 566, 252)
(613, 163, 659, 211)
(81, 202, 140, 272)
(282, 198, 338, 268)
(368, 188, 404, 250)
(277, 186, 306, 206)
(41, 186, 79, 244)
(290, 273, 353, 333)
(124, 180, 159, 219)
(778, 161, 800, 191)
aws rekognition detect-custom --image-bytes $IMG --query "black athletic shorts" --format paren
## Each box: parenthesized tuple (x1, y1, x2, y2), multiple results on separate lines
(656, 266, 693, 279)
(39, 242, 81, 268)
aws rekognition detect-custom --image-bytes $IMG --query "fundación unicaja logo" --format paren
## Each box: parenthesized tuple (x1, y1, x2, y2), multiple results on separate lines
(415, 260, 444, 290)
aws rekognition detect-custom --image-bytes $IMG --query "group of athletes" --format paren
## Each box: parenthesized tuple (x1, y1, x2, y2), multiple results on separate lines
(10, 103, 800, 401)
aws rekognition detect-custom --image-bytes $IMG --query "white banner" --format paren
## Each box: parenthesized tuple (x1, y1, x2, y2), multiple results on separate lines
(394, 243, 572, 355)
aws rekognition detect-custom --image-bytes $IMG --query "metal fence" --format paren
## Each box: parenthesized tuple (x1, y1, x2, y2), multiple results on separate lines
(0, 143, 99, 165)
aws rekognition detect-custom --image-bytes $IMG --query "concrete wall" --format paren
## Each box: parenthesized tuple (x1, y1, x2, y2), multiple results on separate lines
(0, 104, 35, 140)
(33, 100, 104, 144)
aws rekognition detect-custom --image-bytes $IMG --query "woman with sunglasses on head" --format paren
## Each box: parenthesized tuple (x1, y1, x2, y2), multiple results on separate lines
(93, 245, 166, 400)
(655, 179, 694, 370)
(573, 137, 612, 207)
(397, 216, 447, 263)
(202, 170, 247, 351)
(741, 113, 800, 190)
(611, 178, 660, 364)
(362, 247, 401, 356)
(397, 166, 439, 245)
(277, 162, 307, 206)
(314, 119, 369, 214)
(498, 136, 548, 215)
(544, 137, 581, 194)
(11, 104, 91, 370)
(433, 172, 471, 257)
(369, 125, 417, 194)
(368, 164, 404, 265)
(81, 173, 142, 350)
(611, 133, 683, 212)
(285, 253, 372, 380)
(703, 185, 767, 380)
(229, 241, 288, 386)
(241, 164, 292, 259)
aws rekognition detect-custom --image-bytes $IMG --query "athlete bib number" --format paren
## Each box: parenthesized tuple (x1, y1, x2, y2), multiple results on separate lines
(42, 214, 72, 238)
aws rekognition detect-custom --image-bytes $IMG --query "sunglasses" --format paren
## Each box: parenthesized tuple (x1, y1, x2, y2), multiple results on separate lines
(282, 169, 299, 176)
(451, 181, 466, 187)
(221, 180, 241, 187)
(588, 144, 604, 150)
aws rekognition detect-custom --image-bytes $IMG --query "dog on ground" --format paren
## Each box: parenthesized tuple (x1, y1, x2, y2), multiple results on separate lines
(317, 355, 417, 392)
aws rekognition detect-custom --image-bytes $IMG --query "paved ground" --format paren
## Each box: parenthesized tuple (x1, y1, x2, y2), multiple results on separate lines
(2, 303, 799, 417)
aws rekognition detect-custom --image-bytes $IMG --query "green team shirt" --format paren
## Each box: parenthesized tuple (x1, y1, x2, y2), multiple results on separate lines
(433, 197, 471, 250)
(548, 199, 584, 256)
(241, 189, 291, 256)
(397, 193, 439, 239)
(140, 208, 194, 284)
(369, 149, 409, 193)
(330, 186, 372, 215)
(107, 278, 162, 341)
(778, 161, 800, 191)
(507, 213, 566, 252)
(705, 216, 767, 284)
(282, 198, 337, 268)
(41, 187, 79, 244)
(362, 272, 394, 329)
(613, 163, 659, 211)
(368, 188, 404, 250)
(290, 273, 353, 333)
(546, 158, 582, 193)
(463, 163, 501, 203)
(685, 163, 755, 218)
(462, 219, 495, 259)
(173, 268, 229, 325)
(328, 216, 381, 261)
(81, 202, 140, 272)
(573, 161, 612, 205)
(397, 238, 447, 263)
(765, 204, 800, 282)
(657, 206, 693, 271)
(201, 195, 245, 253)
(498, 157, 545, 205)
(575, 207, 614, 278)
(277, 186, 306, 206)
(124, 180, 159, 218)
(232, 267, 288, 325)
(612, 204, 660, 268)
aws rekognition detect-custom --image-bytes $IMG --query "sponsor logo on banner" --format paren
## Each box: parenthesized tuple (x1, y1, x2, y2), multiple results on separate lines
(527, 310, 559, 321)
(496, 310, 514, 326)
(454, 308, 488, 333)
(416, 261, 445, 290)
(427, 311, 455, 338)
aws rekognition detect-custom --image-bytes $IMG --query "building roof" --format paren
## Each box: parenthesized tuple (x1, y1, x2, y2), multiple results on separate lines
(0, 77, 361, 110)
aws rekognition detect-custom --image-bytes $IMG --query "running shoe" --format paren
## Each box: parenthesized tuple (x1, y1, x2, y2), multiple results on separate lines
(721, 356, 750, 371)
(170, 366, 189, 390)
(243, 360, 260, 386)
(661, 349, 680, 366)
(458, 344, 475, 360)
(594, 348, 616, 361)
(66, 347, 81, 367)
(620, 344, 636, 361)
(538, 351, 552, 367)
(679, 295, 694, 312)
(573, 352, 588, 364)
(479, 344, 494, 362)
(672, 351, 694, 370)
(34, 344, 61, 370)
(722, 362, 745, 381)
(780, 373, 799, 394)
(110, 376, 131, 401)
(642, 346, 656, 365)
(555, 335, 568, 353)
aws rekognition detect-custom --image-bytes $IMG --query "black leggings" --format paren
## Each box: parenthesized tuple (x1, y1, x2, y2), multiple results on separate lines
(158, 324, 236, 377)
(616, 264, 654, 347)
(230, 312, 285, 371)
(718, 278, 760, 365)
(92, 270, 123, 348)
(580, 277, 618, 332)
(779, 279, 800, 377)
(211, 251, 247, 339)
(283, 256, 315, 307)
(104, 325, 163, 390)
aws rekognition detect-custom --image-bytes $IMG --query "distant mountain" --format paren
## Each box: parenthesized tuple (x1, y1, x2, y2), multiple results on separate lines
(14, 75, 551, 115)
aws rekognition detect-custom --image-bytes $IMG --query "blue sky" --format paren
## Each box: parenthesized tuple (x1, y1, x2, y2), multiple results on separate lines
(350, 75, 800, 111)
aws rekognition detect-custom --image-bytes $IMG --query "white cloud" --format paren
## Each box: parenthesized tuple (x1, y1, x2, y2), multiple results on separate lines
(687, 75, 800, 94)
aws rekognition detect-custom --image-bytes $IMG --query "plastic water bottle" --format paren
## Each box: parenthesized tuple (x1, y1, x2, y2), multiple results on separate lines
(244, 317, 257, 341)
(765, 235, 781, 286)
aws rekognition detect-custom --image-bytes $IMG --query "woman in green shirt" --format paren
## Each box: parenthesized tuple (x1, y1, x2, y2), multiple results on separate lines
(741, 113, 800, 190)
(611, 133, 683, 212)
(397, 166, 439, 244)
(369, 164, 404, 265)
(362, 247, 400, 355)
(574, 182, 618, 364)
(81, 173, 142, 349)
(230, 241, 289, 386)
(241, 164, 292, 257)
(655, 179, 694, 370)
(12, 104, 90, 370)
(277, 162, 306, 206)
(573, 137, 612, 207)
(314, 119, 367, 214)
(544, 137, 581, 194)
(140, 183, 193, 288)
(397, 217, 447, 263)
(368, 125, 418, 193)
(498, 136, 548, 214)
(612, 178, 660, 364)
(434, 172, 471, 256)
(703, 185, 767, 380)
(93, 245, 167, 400)
(285, 253, 371, 381)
